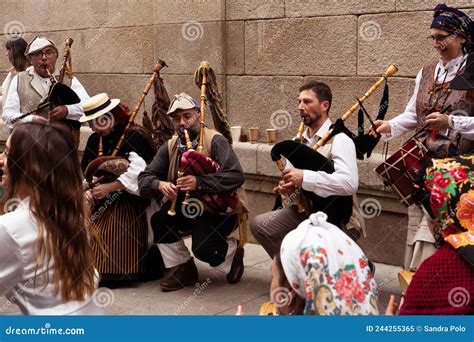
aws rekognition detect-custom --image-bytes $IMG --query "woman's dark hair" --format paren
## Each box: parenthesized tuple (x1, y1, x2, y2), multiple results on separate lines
(3, 122, 96, 301)
(5, 38, 29, 72)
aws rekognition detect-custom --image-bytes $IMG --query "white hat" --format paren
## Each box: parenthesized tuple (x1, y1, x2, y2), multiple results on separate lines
(167, 92, 200, 115)
(25, 36, 56, 55)
(80, 93, 120, 123)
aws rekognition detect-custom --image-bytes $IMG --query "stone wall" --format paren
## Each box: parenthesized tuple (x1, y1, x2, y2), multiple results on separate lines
(1, 0, 473, 266)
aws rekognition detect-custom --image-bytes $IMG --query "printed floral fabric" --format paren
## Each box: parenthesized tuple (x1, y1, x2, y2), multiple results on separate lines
(424, 155, 474, 247)
(300, 245, 378, 315)
(280, 212, 379, 316)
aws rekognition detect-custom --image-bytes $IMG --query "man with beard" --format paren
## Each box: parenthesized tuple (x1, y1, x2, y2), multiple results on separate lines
(138, 93, 246, 291)
(250, 81, 361, 258)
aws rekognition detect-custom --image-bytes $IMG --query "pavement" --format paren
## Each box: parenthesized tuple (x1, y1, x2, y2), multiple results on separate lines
(0, 239, 402, 316)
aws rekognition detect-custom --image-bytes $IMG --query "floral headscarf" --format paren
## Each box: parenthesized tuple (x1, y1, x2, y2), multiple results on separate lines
(423, 154, 474, 265)
(280, 212, 379, 315)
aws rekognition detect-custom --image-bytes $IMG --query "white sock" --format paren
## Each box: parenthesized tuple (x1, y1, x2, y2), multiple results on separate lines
(157, 240, 191, 268)
(213, 238, 238, 275)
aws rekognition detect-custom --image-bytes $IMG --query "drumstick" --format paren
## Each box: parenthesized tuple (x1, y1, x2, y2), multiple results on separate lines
(406, 104, 452, 143)
(430, 104, 452, 139)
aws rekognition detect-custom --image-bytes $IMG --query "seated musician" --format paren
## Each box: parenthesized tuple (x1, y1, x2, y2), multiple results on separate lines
(251, 81, 363, 258)
(2, 36, 89, 139)
(372, 4, 474, 271)
(81, 93, 164, 286)
(138, 93, 246, 292)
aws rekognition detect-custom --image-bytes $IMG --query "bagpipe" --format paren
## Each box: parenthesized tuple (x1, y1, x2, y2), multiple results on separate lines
(11, 38, 81, 128)
(84, 60, 168, 188)
(271, 65, 398, 226)
(168, 61, 239, 215)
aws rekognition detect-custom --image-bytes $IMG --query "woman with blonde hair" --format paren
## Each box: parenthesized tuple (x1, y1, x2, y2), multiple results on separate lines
(0, 122, 102, 314)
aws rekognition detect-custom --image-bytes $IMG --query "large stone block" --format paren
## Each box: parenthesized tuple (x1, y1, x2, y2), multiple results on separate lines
(358, 153, 390, 191)
(78, 73, 155, 121)
(357, 195, 408, 266)
(81, 27, 154, 74)
(23, 0, 106, 32)
(226, 0, 285, 20)
(358, 12, 438, 77)
(234, 142, 257, 174)
(286, 0, 395, 17)
(154, 22, 225, 75)
(0, 1, 25, 38)
(243, 175, 280, 215)
(106, 0, 154, 27)
(152, 0, 224, 24)
(225, 21, 245, 75)
(226, 75, 303, 141)
(35, 27, 153, 74)
(256, 143, 281, 177)
(245, 16, 357, 76)
(396, 0, 474, 11)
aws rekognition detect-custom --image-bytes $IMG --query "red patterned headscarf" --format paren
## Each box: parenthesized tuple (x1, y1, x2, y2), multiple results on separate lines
(423, 155, 474, 266)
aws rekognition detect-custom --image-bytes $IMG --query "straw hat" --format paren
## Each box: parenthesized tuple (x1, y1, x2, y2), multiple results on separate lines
(79, 93, 120, 123)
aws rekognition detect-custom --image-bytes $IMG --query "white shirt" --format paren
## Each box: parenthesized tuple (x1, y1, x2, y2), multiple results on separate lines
(2, 66, 90, 129)
(385, 54, 474, 140)
(1, 70, 15, 112)
(286, 118, 359, 198)
(0, 198, 103, 315)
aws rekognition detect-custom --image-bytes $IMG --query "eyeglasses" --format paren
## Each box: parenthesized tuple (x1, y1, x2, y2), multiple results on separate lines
(30, 49, 56, 58)
(170, 113, 196, 123)
(427, 34, 453, 43)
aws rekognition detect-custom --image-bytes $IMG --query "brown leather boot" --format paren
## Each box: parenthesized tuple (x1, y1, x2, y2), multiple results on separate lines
(159, 258, 198, 292)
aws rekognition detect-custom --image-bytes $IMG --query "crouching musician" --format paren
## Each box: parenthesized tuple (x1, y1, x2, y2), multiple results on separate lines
(138, 92, 248, 292)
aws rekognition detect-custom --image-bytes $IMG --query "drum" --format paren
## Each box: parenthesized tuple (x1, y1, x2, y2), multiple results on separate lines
(374, 138, 429, 206)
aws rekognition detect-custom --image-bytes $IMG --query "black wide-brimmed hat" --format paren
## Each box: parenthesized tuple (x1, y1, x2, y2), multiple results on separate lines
(451, 53, 474, 90)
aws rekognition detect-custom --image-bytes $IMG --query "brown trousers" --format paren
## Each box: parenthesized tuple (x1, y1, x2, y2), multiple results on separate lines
(250, 207, 307, 258)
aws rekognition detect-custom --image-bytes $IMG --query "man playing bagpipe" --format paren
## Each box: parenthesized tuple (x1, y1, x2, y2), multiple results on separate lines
(251, 81, 365, 258)
(138, 93, 246, 292)
(3, 36, 89, 142)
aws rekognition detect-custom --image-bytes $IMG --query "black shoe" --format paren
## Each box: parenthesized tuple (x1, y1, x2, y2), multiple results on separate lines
(368, 261, 376, 275)
(141, 245, 165, 281)
(226, 246, 245, 284)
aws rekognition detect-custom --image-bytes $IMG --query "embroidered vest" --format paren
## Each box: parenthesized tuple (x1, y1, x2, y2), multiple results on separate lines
(415, 62, 474, 158)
